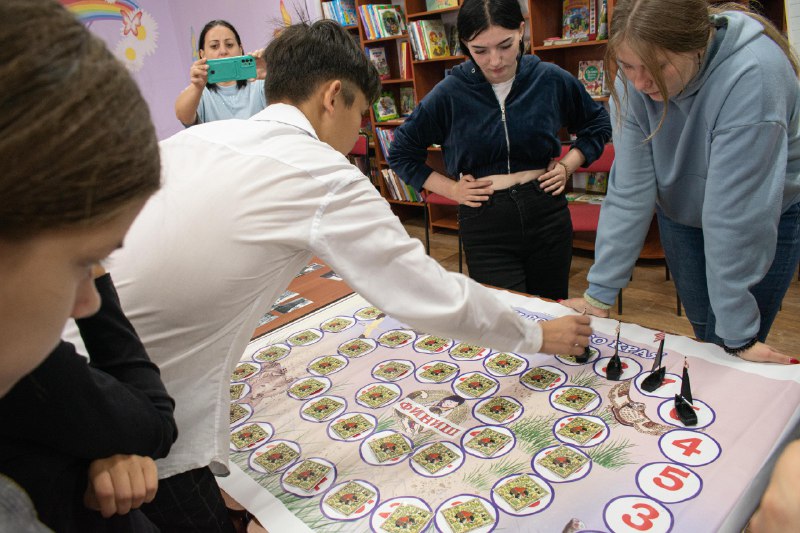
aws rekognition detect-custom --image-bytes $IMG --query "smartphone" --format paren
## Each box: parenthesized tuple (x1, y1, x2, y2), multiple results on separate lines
(206, 55, 257, 84)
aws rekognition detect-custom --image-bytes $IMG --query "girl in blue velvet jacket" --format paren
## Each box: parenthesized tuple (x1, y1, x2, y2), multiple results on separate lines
(388, 0, 611, 299)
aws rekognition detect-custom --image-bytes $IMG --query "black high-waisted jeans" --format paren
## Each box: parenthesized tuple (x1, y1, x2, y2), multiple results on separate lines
(458, 180, 572, 299)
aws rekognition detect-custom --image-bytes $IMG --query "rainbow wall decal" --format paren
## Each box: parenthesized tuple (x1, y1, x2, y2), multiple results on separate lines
(61, 0, 140, 23)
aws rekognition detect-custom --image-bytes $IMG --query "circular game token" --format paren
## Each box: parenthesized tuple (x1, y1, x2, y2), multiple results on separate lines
(370, 497, 433, 533)
(354, 306, 384, 321)
(229, 382, 251, 402)
(434, 494, 498, 533)
(532, 444, 592, 483)
(307, 355, 349, 377)
(248, 439, 301, 475)
(472, 396, 524, 426)
(415, 360, 460, 384)
(251, 342, 291, 363)
(519, 365, 567, 392)
(451, 371, 499, 400)
(280, 457, 337, 498)
(549, 385, 602, 414)
(490, 473, 554, 516)
(449, 342, 491, 361)
(483, 352, 529, 377)
(319, 479, 380, 521)
(229, 421, 273, 452)
(229, 402, 253, 426)
(658, 429, 721, 467)
(657, 398, 715, 430)
(355, 382, 402, 409)
(552, 415, 610, 448)
(299, 395, 347, 423)
(337, 337, 378, 358)
(377, 329, 417, 349)
(461, 425, 516, 459)
(408, 441, 465, 478)
(326, 412, 377, 442)
(287, 376, 331, 400)
(371, 359, 415, 382)
(286, 328, 324, 347)
(593, 356, 643, 381)
(412, 334, 454, 355)
(603, 495, 674, 533)
(360, 430, 415, 466)
(633, 372, 682, 399)
(319, 315, 356, 334)
(635, 462, 702, 504)
(231, 361, 261, 382)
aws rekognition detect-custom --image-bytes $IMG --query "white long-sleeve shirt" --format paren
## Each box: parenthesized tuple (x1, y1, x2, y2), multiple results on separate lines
(83, 103, 543, 478)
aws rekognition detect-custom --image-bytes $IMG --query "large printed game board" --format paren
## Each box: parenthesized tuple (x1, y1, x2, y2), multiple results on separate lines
(220, 291, 800, 533)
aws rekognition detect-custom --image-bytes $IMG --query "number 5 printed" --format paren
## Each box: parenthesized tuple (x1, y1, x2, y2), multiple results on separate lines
(637, 462, 702, 504)
(604, 495, 673, 533)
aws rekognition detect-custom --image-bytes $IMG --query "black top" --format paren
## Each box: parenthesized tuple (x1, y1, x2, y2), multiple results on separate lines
(0, 274, 177, 531)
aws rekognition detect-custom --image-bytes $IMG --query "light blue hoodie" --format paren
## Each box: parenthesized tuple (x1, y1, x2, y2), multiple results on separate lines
(587, 11, 800, 344)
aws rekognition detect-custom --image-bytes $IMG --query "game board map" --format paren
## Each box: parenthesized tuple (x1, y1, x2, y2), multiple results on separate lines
(218, 292, 800, 533)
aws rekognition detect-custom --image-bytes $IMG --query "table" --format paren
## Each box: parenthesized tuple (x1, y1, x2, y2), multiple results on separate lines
(220, 263, 800, 533)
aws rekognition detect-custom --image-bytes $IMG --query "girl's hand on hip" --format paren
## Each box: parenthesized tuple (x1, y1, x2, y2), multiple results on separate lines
(454, 174, 494, 207)
(538, 160, 568, 195)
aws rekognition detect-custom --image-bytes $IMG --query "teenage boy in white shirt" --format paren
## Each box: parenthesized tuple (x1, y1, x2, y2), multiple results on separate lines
(75, 20, 592, 531)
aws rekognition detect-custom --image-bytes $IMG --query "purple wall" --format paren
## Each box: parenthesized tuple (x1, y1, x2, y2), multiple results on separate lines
(63, 0, 321, 140)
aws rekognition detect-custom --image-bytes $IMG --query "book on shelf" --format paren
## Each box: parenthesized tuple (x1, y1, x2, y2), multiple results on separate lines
(426, 0, 458, 11)
(598, 0, 608, 39)
(566, 191, 605, 203)
(586, 171, 608, 193)
(382, 168, 422, 202)
(321, 0, 357, 26)
(578, 60, 605, 96)
(375, 127, 395, 159)
(420, 19, 450, 58)
(357, 4, 405, 40)
(542, 36, 588, 46)
(373, 92, 399, 122)
(366, 47, 391, 79)
(399, 87, 416, 117)
(447, 25, 462, 56)
(376, 4, 404, 37)
(562, 0, 591, 39)
(398, 41, 412, 79)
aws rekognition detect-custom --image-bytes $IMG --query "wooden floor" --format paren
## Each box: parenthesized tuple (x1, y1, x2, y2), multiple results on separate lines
(402, 217, 800, 356)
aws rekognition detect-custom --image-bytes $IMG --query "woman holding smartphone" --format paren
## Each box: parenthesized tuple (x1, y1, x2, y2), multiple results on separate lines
(175, 19, 267, 126)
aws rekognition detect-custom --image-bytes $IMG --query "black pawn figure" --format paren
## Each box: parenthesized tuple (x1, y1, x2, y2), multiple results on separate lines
(641, 337, 667, 392)
(674, 358, 697, 426)
(606, 326, 623, 381)
(575, 345, 592, 364)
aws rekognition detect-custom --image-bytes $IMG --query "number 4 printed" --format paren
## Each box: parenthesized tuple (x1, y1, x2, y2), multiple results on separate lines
(658, 429, 721, 467)
(637, 462, 703, 504)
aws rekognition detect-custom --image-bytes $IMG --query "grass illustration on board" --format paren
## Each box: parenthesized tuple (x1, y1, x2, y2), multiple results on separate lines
(509, 414, 558, 455)
(461, 456, 529, 492)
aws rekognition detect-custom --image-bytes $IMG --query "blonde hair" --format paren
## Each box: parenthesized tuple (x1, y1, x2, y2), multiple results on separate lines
(0, 0, 160, 240)
(605, 0, 800, 137)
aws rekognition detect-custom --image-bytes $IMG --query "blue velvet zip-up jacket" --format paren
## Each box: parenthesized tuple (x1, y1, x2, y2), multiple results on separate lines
(388, 54, 611, 190)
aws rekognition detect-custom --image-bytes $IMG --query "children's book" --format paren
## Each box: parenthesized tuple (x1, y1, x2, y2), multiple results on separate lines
(366, 47, 391, 80)
(447, 25, 462, 56)
(426, 0, 458, 11)
(399, 87, 415, 117)
(376, 5, 403, 37)
(419, 19, 450, 58)
(373, 92, 399, 122)
(586, 172, 608, 194)
(578, 60, 605, 96)
(562, 0, 591, 39)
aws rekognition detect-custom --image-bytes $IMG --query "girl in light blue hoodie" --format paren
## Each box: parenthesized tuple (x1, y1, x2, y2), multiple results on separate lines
(563, 0, 800, 364)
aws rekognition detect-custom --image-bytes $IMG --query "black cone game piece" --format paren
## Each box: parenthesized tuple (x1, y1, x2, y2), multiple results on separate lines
(641, 337, 666, 392)
(575, 345, 592, 364)
(674, 358, 697, 426)
(606, 324, 623, 381)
